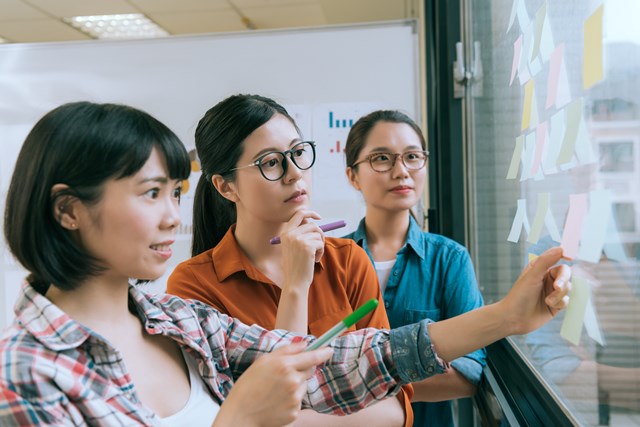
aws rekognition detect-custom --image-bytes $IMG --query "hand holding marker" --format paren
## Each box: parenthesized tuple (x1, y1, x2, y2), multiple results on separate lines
(269, 219, 347, 245)
(305, 299, 379, 351)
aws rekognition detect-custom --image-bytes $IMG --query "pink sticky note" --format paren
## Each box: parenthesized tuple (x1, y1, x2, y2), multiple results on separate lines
(546, 43, 564, 109)
(561, 193, 588, 259)
(510, 35, 523, 86)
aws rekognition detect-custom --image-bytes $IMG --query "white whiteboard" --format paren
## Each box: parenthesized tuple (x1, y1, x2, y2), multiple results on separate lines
(0, 20, 420, 326)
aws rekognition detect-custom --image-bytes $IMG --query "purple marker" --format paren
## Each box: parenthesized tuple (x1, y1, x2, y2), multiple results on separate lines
(269, 220, 347, 245)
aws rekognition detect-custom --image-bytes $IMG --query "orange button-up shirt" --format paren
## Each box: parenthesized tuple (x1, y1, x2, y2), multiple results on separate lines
(167, 226, 414, 425)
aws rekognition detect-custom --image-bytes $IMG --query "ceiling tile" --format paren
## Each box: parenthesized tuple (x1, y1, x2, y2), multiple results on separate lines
(0, 0, 49, 20)
(149, 10, 247, 34)
(319, 0, 407, 24)
(25, 0, 138, 19)
(0, 19, 90, 42)
(232, 0, 318, 6)
(129, 0, 228, 13)
(243, 4, 326, 29)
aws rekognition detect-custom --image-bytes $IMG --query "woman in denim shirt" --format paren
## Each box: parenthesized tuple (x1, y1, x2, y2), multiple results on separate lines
(343, 110, 486, 427)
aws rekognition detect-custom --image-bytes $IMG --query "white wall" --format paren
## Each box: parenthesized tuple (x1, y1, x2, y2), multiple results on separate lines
(0, 20, 421, 327)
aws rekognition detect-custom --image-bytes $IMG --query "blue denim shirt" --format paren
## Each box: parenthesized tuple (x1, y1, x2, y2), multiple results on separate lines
(345, 216, 486, 427)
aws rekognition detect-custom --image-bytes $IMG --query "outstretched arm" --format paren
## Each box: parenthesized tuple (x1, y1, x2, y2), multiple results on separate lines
(428, 247, 571, 362)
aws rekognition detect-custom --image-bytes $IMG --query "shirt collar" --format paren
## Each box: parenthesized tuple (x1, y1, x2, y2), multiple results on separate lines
(211, 224, 325, 283)
(405, 215, 426, 260)
(351, 215, 425, 260)
(15, 283, 172, 352)
(15, 283, 93, 351)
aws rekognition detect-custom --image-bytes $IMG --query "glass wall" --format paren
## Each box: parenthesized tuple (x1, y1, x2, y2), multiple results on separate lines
(467, 0, 640, 425)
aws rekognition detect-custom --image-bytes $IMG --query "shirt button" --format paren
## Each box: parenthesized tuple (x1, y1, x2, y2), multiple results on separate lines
(393, 272, 398, 276)
(385, 302, 389, 308)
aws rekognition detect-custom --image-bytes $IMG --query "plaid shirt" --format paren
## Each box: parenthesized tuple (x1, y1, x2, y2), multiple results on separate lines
(0, 284, 445, 426)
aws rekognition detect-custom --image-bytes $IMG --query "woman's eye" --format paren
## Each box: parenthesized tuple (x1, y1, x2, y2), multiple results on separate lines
(292, 148, 305, 158)
(372, 154, 391, 162)
(261, 157, 280, 169)
(172, 187, 182, 200)
(145, 188, 160, 199)
(406, 153, 419, 160)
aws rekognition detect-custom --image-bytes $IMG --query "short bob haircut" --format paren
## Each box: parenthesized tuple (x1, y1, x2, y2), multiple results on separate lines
(4, 101, 191, 294)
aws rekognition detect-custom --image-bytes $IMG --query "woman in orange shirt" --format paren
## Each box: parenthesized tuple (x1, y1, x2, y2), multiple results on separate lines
(167, 94, 413, 426)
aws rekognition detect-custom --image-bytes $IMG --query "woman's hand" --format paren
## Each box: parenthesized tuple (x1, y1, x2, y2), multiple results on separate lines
(214, 342, 333, 427)
(429, 247, 572, 362)
(500, 247, 572, 335)
(276, 210, 326, 333)
(280, 209, 325, 272)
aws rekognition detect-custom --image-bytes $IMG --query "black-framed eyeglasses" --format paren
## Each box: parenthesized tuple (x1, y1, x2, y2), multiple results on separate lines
(351, 150, 429, 173)
(228, 141, 316, 181)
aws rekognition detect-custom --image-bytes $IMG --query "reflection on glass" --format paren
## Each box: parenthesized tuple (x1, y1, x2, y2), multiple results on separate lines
(469, 0, 640, 425)
(599, 142, 634, 172)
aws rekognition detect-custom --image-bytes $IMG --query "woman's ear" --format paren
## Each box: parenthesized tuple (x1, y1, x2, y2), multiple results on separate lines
(211, 175, 239, 203)
(51, 184, 81, 230)
(346, 167, 361, 191)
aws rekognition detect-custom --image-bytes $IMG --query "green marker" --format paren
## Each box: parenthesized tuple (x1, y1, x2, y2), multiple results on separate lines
(305, 298, 379, 351)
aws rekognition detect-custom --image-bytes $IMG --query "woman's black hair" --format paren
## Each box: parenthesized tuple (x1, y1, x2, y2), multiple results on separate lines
(192, 94, 300, 256)
(344, 110, 427, 168)
(3, 101, 190, 294)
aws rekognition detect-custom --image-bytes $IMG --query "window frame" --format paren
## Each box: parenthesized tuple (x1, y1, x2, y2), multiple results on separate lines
(422, 0, 586, 424)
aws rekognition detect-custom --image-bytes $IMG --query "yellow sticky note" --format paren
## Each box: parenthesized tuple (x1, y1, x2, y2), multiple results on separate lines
(527, 192, 550, 244)
(522, 80, 535, 131)
(560, 276, 589, 346)
(506, 135, 524, 179)
(583, 5, 604, 89)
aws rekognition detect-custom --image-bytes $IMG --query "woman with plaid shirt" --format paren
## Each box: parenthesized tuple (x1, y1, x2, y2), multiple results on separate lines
(0, 101, 570, 426)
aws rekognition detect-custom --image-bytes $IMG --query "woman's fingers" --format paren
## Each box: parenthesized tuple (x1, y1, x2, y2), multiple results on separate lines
(288, 346, 334, 373)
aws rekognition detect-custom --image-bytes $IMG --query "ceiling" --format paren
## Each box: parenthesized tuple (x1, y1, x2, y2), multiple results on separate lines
(0, 0, 418, 43)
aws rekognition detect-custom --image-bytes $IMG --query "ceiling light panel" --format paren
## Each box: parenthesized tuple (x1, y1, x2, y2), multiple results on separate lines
(65, 14, 168, 39)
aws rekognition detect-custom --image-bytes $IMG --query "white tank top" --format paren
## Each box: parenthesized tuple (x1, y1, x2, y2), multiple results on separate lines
(374, 259, 396, 293)
(160, 349, 220, 427)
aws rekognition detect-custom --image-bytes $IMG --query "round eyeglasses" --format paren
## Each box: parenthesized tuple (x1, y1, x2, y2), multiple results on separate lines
(351, 150, 429, 173)
(228, 141, 316, 181)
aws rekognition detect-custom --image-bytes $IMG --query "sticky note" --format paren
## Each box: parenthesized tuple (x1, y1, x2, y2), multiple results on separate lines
(508, 199, 530, 243)
(538, 5, 555, 62)
(522, 80, 536, 130)
(561, 193, 588, 259)
(526, 192, 561, 244)
(521, 132, 537, 181)
(560, 276, 590, 346)
(507, 0, 530, 33)
(556, 99, 582, 166)
(583, 5, 604, 90)
(506, 135, 524, 179)
(542, 110, 564, 175)
(577, 189, 611, 263)
(546, 43, 564, 109)
(510, 35, 523, 86)
(584, 290, 604, 345)
(530, 2, 547, 61)
(518, 24, 534, 84)
(527, 192, 550, 244)
(531, 121, 548, 176)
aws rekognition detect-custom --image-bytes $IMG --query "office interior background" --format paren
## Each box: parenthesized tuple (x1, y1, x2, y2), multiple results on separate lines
(1, 0, 638, 425)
